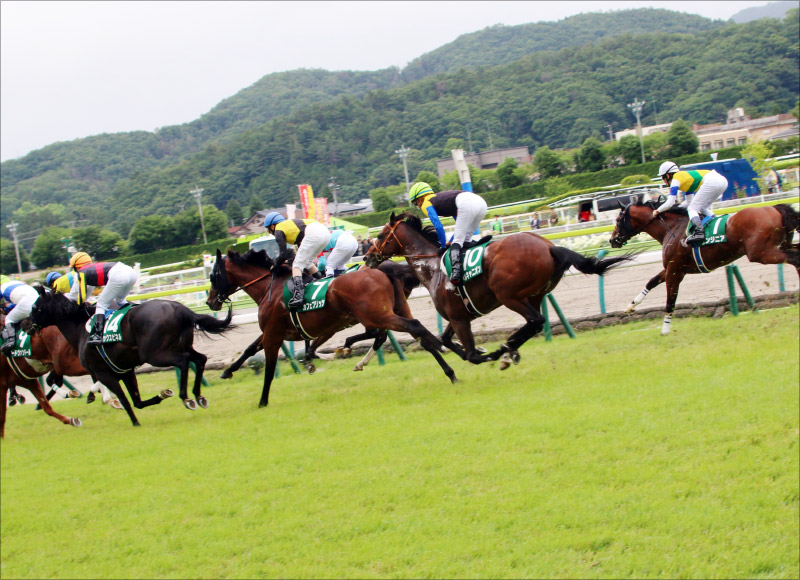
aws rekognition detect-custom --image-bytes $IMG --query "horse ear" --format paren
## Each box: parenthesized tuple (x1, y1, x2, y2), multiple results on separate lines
(389, 212, 397, 224)
(216, 248, 222, 260)
(36, 285, 46, 297)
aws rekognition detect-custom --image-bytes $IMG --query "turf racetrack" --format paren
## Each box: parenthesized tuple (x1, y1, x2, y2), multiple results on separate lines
(1, 307, 798, 579)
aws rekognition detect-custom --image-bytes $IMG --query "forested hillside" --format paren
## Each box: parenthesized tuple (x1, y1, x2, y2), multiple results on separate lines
(1, 8, 728, 227)
(1, 8, 798, 241)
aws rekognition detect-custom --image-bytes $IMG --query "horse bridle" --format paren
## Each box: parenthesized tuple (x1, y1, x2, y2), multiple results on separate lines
(210, 257, 271, 305)
(372, 219, 439, 262)
(611, 203, 660, 246)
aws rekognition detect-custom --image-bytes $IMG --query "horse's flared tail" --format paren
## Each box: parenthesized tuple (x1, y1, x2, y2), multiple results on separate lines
(191, 305, 234, 335)
(549, 246, 635, 278)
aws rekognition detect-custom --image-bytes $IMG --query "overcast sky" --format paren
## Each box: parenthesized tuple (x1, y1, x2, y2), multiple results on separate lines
(0, 1, 779, 162)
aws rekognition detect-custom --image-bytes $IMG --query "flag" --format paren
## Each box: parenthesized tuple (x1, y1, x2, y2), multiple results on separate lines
(298, 184, 315, 219)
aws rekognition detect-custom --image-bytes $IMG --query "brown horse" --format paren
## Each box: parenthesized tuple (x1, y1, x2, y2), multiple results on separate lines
(0, 314, 81, 438)
(610, 200, 800, 334)
(364, 212, 633, 368)
(205, 248, 456, 408)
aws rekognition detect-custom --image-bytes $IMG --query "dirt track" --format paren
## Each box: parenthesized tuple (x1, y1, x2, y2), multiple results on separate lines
(18, 254, 799, 400)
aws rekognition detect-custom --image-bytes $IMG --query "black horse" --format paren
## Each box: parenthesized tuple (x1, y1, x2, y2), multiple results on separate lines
(29, 289, 233, 427)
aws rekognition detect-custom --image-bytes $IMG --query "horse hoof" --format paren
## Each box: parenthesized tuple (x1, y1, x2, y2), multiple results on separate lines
(108, 399, 123, 410)
(353, 364, 364, 372)
(86, 392, 96, 404)
(35, 404, 42, 411)
(511, 351, 521, 365)
(159, 389, 174, 399)
(70, 417, 82, 428)
(341, 348, 352, 359)
(306, 365, 316, 375)
(499, 353, 512, 371)
(68, 390, 81, 398)
(197, 396, 209, 409)
(183, 399, 197, 411)
(8, 398, 16, 407)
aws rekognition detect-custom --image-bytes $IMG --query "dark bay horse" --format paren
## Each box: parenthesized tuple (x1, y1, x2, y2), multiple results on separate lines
(610, 201, 799, 334)
(0, 314, 81, 437)
(29, 290, 233, 427)
(217, 259, 421, 377)
(205, 248, 456, 408)
(365, 212, 633, 368)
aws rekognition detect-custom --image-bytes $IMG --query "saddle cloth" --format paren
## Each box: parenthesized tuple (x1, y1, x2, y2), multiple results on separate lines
(441, 240, 493, 283)
(282, 277, 334, 313)
(7, 328, 33, 358)
(685, 214, 731, 246)
(83, 304, 133, 343)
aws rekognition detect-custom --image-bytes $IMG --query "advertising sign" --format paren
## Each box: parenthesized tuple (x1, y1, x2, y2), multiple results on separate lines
(298, 184, 316, 219)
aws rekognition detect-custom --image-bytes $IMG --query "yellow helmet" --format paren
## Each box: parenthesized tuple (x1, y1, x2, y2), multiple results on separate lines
(409, 182, 434, 203)
(69, 251, 92, 269)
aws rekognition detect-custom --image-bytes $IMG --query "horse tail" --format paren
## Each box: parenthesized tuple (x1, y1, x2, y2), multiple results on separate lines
(773, 204, 800, 250)
(549, 246, 635, 278)
(191, 305, 234, 336)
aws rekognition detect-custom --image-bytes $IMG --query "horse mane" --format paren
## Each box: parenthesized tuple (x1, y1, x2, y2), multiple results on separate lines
(226, 248, 293, 276)
(396, 212, 441, 246)
(633, 199, 687, 217)
(45, 291, 93, 322)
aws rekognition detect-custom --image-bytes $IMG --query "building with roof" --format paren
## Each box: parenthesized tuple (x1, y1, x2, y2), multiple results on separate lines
(436, 146, 531, 178)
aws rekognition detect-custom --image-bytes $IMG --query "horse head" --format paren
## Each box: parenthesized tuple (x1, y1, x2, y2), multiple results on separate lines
(609, 202, 634, 248)
(207, 249, 232, 311)
(29, 288, 87, 333)
(365, 212, 403, 268)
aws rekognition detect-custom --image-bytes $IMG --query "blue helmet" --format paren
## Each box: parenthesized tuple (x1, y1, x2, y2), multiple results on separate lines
(263, 212, 286, 228)
(45, 272, 62, 287)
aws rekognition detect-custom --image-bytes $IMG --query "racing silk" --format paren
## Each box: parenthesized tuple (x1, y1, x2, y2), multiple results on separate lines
(322, 229, 343, 252)
(52, 272, 75, 294)
(273, 219, 317, 258)
(68, 262, 118, 304)
(419, 190, 462, 248)
(1, 279, 26, 313)
(656, 170, 712, 213)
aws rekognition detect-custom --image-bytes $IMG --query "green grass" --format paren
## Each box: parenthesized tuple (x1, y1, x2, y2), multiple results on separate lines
(2, 307, 798, 579)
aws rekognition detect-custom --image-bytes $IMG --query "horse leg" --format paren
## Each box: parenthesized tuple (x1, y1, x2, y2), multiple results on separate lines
(440, 324, 468, 361)
(379, 315, 457, 383)
(259, 336, 283, 408)
(627, 269, 666, 313)
(96, 373, 140, 426)
(25, 379, 81, 429)
(189, 350, 209, 409)
(120, 370, 172, 409)
(336, 329, 372, 359)
(745, 242, 800, 274)
(353, 330, 387, 371)
(661, 270, 686, 335)
(97, 381, 123, 409)
(221, 336, 263, 379)
(487, 297, 547, 370)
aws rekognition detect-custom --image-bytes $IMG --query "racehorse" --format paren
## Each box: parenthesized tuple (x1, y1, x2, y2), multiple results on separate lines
(205, 248, 456, 408)
(0, 314, 81, 437)
(217, 260, 422, 377)
(610, 201, 800, 334)
(365, 212, 633, 368)
(29, 290, 233, 427)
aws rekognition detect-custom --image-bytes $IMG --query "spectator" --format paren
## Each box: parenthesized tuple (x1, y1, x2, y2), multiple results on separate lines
(578, 209, 591, 223)
(491, 215, 503, 234)
(355, 235, 364, 256)
(530, 213, 541, 230)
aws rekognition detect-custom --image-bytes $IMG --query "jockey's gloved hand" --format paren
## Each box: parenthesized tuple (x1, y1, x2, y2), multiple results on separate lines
(437, 246, 448, 256)
(274, 254, 286, 268)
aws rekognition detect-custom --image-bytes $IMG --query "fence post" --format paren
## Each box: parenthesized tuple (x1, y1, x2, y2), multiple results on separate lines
(777, 263, 785, 292)
(541, 296, 552, 342)
(547, 293, 576, 339)
(725, 265, 739, 316)
(281, 343, 302, 374)
(377, 346, 386, 365)
(597, 249, 608, 314)
(731, 264, 757, 312)
(386, 330, 407, 361)
(437, 313, 443, 335)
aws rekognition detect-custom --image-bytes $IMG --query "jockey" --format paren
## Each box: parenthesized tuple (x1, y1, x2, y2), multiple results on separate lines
(408, 182, 488, 284)
(45, 271, 75, 294)
(1, 274, 40, 354)
(263, 212, 331, 309)
(653, 161, 728, 245)
(321, 229, 359, 277)
(65, 252, 139, 346)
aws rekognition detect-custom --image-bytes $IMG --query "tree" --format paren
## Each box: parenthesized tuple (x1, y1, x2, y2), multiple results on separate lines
(173, 205, 229, 247)
(370, 187, 402, 212)
(574, 137, 606, 173)
(1, 237, 30, 275)
(617, 135, 645, 165)
(225, 199, 244, 226)
(667, 119, 699, 157)
(71, 225, 124, 261)
(414, 171, 441, 192)
(128, 215, 175, 254)
(740, 141, 775, 193)
(248, 195, 264, 218)
(30, 227, 71, 269)
(496, 158, 523, 189)
(533, 146, 563, 178)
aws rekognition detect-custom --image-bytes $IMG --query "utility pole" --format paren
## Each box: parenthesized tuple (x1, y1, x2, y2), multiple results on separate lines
(486, 121, 494, 150)
(191, 187, 207, 244)
(627, 99, 646, 164)
(328, 177, 341, 216)
(6, 222, 23, 275)
(606, 124, 614, 142)
(395, 146, 411, 206)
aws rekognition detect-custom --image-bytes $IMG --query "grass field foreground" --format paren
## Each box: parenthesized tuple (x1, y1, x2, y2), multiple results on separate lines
(1, 306, 798, 579)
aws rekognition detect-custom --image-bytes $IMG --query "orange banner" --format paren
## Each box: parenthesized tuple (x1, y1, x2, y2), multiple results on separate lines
(297, 184, 316, 219)
(315, 198, 330, 225)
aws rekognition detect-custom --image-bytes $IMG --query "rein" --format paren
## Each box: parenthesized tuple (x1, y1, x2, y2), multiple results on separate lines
(374, 220, 440, 260)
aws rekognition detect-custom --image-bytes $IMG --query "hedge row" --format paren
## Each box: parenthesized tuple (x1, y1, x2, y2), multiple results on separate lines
(121, 237, 238, 269)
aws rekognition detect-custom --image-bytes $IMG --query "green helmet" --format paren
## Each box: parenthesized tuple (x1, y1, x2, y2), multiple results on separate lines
(409, 182, 434, 202)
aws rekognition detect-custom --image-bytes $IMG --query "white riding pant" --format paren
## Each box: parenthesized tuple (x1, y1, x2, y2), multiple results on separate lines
(95, 263, 138, 316)
(687, 170, 727, 221)
(4, 284, 39, 325)
(293, 222, 331, 273)
(453, 192, 488, 246)
(325, 233, 358, 276)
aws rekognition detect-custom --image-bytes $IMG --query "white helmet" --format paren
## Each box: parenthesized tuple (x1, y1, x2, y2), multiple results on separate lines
(658, 161, 679, 178)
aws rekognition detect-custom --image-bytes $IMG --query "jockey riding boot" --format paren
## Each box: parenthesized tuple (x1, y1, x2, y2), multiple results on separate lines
(311, 270, 324, 280)
(333, 269, 345, 277)
(686, 216, 705, 245)
(449, 243, 463, 285)
(288, 276, 305, 310)
(87, 313, 105, 346)
(0, 322, 17, 354)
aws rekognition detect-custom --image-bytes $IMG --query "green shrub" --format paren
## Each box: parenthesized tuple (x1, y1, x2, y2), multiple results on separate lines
(621, 174, 652, 186)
